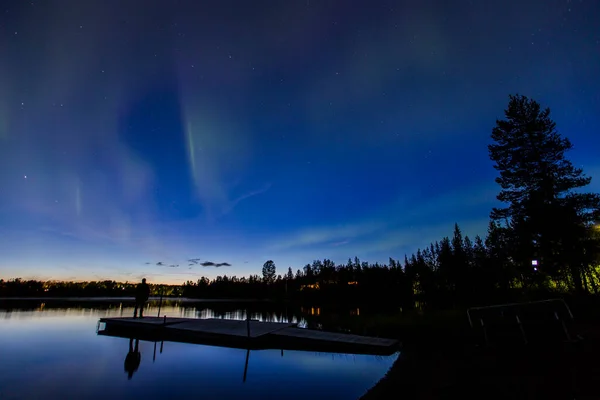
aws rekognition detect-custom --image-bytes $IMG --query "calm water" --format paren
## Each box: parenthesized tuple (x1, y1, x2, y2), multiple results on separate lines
(0, 301, 398, 400)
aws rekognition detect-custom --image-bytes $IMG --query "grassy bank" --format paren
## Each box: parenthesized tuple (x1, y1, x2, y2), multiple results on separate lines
(359, 297, 600, 399)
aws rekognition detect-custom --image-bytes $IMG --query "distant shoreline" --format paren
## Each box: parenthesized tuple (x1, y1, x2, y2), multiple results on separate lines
(0, 297, 270, 302)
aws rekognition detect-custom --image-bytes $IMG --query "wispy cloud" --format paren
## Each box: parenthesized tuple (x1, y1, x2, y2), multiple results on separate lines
(221, 183, 272, 216)
(268, 181, 498, 253)
(330, 240, 349, 247)
(352, 218, 491, 256)
(268, 220, 387, 251)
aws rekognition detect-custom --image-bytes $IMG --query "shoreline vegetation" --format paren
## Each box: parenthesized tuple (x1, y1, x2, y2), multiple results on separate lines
(0, 296, 266, 302)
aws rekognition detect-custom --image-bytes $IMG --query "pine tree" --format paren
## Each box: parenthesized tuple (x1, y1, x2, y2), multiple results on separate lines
(437, 237, 454, 295)
(463, 235, 474, 268)
(262, 260, 276, 284)
(489, 94, 600, 292)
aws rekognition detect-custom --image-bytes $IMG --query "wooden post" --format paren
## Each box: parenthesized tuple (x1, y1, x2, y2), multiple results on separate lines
(243, 348, 250, 383)
(555, 311, 571, 341)
(157, 285, 164, 317)
(246, 308, 251, 338)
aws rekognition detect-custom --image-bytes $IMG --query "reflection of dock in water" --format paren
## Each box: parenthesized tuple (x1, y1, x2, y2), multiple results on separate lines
(97, 317, 399, 356)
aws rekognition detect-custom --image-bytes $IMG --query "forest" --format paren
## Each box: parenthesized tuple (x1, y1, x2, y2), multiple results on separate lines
(1, 95, 599, 310)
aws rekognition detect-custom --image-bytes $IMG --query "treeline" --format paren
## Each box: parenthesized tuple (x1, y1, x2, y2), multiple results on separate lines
(179, 222, 600, 308)
(0, 279, 182, 298)
(4, 215, 596, 308)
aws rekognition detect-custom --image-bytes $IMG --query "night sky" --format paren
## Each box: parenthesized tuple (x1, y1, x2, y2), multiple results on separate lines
(1, 0, 599, 284)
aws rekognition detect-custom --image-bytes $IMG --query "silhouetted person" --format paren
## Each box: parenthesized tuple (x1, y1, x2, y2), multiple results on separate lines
(133, 278, 150, 318)
(124, 338, 141, 380)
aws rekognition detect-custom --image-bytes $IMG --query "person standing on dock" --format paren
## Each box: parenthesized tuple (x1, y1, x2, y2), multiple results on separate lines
(133, 278, 150, 318)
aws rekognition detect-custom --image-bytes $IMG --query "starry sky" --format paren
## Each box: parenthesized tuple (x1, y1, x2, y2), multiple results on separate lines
(1, 0, 599, 284)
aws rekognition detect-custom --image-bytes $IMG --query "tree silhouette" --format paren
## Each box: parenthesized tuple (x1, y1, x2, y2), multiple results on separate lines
(489, 94, 600, 292)
(262, 260, 276, 284)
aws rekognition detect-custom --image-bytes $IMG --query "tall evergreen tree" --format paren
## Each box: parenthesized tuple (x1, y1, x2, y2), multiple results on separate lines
(437, 236, 454, 293)
(489, 94, 600, 292)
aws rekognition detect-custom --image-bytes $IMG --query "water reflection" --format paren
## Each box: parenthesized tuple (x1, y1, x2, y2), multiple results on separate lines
(0, 302, 398, 400)
(124, 338, 141, 380)
(114, 333, 295, 385)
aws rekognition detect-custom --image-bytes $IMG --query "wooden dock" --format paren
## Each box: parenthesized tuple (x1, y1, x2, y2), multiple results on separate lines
(97, 317, 399, 355)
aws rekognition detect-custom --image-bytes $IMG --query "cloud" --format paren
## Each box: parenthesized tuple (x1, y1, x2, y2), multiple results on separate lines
(350, 218, 491, 256)
(168, 264, 179, 268)
(268, 181, 499, 255)
(269, 220, 386, 252)
(200, 261, 231, 267)
(156, 262, 165, 266)
(220, 183, 272, 216)
(330, 240, 349, 247)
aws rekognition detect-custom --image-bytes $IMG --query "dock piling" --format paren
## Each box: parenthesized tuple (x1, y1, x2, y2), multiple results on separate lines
(246, 308, 251, 338)
(157, 285, 164, 317)
(243, 348, 250, 383)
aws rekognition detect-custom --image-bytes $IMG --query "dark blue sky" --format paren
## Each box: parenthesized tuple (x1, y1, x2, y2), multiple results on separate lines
(1, 0, 599, 283)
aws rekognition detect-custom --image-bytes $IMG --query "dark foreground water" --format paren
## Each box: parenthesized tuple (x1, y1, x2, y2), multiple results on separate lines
(0, 301, 398, 400)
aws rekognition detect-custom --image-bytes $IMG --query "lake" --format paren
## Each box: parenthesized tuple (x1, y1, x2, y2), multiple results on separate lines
(0, 300, 398, 400)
